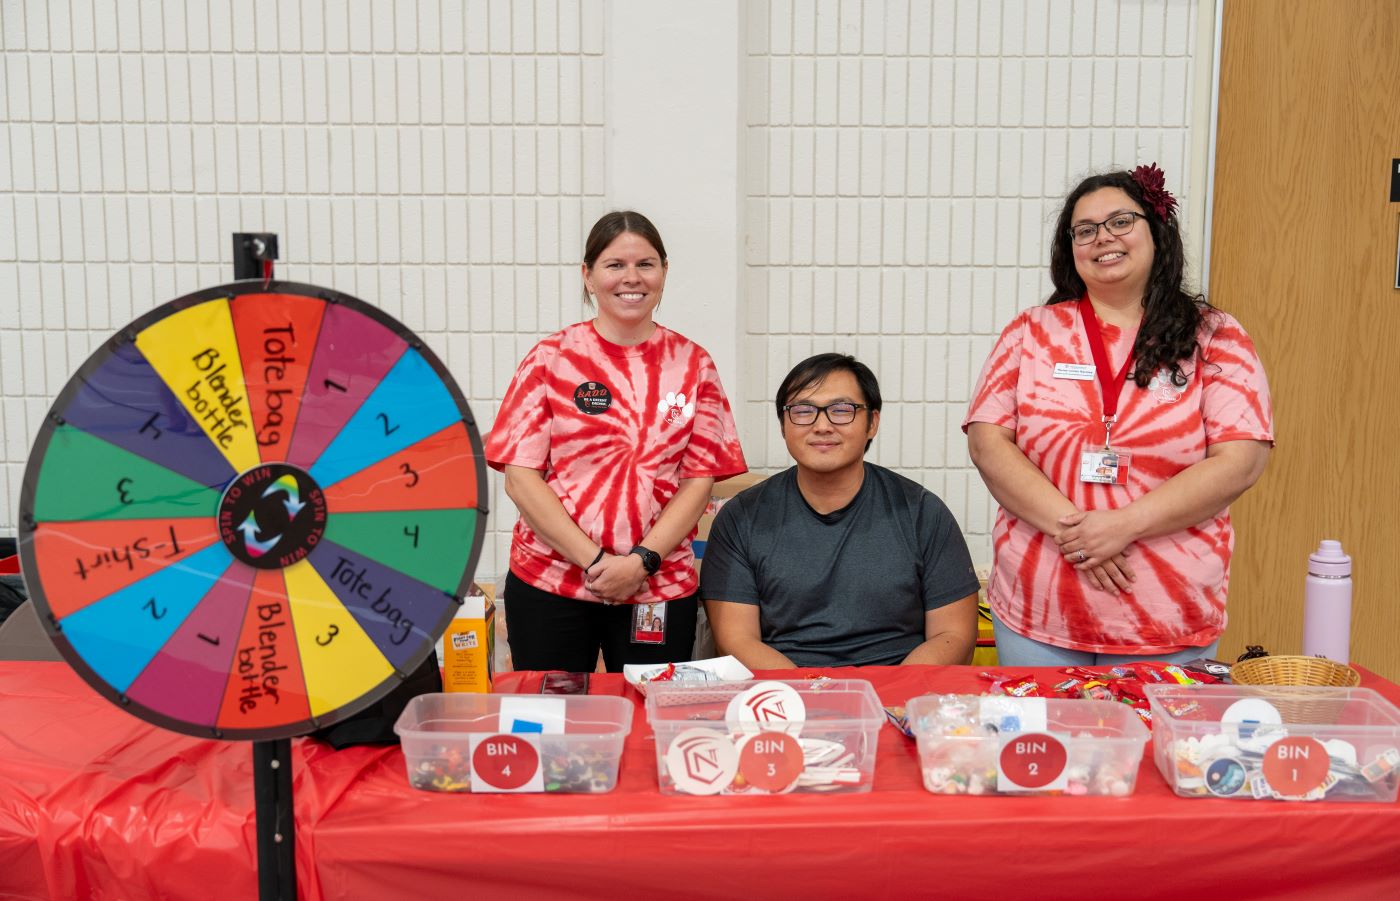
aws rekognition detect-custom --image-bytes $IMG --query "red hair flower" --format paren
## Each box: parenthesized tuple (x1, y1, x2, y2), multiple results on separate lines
(1130, 162, 1178, 219)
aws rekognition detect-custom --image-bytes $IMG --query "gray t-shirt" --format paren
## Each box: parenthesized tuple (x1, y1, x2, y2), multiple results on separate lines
(699, 463, 980, 667)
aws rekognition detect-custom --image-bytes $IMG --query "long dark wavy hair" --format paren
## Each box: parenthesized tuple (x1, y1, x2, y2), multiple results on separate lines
(1047, 171, 1214, 388)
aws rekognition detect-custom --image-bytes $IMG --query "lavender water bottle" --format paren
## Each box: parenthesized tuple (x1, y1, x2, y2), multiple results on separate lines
(1302, 540, 1352, 663)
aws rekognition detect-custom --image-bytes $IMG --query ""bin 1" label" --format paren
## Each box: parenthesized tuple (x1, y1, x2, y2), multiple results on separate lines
(1261, 736, 1329, 796)
(469, 733, 543, 792)
(997, 732, 1068, 792)
(738, 731, 804, 793)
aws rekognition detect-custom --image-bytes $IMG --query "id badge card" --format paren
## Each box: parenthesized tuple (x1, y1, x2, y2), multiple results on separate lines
(632, 602, 666, 644)
(1079, 447, 1131, 485)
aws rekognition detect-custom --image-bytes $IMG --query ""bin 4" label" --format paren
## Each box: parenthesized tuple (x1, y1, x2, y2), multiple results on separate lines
(469, 733, 543, 792)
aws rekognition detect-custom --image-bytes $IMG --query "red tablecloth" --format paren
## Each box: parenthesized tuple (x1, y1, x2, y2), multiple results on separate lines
(2, 661, 1398, 900)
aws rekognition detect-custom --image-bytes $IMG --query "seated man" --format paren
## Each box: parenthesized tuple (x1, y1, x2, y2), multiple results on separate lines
(701, 353, 979, 668)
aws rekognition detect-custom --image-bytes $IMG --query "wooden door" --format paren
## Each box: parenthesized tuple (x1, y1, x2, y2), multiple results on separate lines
(1211, 0, 1400, 679)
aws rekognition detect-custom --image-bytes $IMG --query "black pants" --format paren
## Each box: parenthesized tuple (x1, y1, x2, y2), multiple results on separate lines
(503, 572, 698, 673)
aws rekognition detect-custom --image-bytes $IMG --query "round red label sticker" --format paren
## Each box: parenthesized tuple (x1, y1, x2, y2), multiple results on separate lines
(471, 733, 540, 790)
(738, 731, 804, 793)
(1261, 736, 1330, 796)
(998, 732, 1068, 790)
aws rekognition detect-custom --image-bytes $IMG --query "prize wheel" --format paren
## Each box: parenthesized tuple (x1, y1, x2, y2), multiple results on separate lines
(17, 282, 487, 741)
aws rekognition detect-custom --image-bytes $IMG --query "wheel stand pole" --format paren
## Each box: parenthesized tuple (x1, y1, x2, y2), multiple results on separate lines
(253, 739, 297, 901)
(233, 233, 296, 901)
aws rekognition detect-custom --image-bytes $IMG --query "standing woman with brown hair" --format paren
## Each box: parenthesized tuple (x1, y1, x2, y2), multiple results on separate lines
(486, 211, 747, 672)
(965, 165, 1274, 666)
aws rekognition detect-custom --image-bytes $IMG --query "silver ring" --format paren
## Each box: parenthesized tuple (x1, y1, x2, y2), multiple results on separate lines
(1077, 551, 1087, 563)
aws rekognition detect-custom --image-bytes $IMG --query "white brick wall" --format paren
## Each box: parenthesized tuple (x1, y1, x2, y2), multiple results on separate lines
(0, 0, 1204, 579)
(742, 0, 1201, 563)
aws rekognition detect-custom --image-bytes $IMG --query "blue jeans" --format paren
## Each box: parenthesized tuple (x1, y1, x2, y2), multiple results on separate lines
(992, 611, 1219, 667)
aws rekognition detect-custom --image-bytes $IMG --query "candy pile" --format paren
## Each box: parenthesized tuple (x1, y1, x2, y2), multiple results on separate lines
(980, 660, 1224, 725)
(409, 743, 619, 793)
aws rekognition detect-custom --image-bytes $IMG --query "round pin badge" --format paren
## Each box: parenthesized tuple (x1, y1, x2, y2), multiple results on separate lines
(1204, 756, 1248, 797)
(664, 728, 739, 795)
(726, 681, 806, 736)
(573, 381, 613, 415)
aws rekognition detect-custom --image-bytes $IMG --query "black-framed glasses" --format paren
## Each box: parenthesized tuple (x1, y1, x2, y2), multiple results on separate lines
(782, 402, 868, 426)
(1068, 211, 1146, 245)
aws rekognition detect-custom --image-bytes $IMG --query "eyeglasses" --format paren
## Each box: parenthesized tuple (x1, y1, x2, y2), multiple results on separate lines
(1068, 211, 1146, 245)
(782, 402, 868, 426)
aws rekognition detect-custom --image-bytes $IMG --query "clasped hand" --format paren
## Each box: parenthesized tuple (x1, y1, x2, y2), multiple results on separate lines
(585, 553, 648, 603)
(1054, 510, 1137, 595)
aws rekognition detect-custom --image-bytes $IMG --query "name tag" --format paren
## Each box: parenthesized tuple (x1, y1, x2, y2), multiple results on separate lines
(1079, 448, 1131, 485)
(1053, 363, 1096, 380)
(632, 602, 667, 644)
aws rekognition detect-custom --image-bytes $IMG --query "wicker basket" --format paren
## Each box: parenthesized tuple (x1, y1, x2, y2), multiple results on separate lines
(1230, 655, 1361, 724)
(1231, 655, 1360, 688)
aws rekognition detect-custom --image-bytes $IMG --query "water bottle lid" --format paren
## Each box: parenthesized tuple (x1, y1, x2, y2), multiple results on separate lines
(1308, 539, 1352, 577)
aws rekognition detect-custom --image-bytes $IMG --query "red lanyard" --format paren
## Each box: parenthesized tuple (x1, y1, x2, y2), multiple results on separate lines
(1078, 297, 1132, 446)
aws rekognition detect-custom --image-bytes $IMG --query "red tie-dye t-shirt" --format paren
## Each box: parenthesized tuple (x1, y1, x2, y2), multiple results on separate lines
(486, 321, 747, 604)
(964, 303, 1274, 653)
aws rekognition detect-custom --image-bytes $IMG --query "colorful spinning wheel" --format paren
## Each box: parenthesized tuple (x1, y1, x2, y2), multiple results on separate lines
(17, 282, 486, 741)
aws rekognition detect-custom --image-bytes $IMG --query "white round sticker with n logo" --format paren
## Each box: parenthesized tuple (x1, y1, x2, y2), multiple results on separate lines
(726, 681, 806, 736)
(665, 728, 739, 795)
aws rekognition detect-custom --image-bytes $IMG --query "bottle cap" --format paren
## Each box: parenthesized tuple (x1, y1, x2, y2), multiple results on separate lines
(1308, 539, 1352, 577)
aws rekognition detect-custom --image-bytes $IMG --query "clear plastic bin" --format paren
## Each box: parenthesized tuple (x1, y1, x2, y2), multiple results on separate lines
(393, 693, 633, 793)
(1146, 684, 1400, 802)
(907, 694, 1149, 796)
(645, 679, 882, 795)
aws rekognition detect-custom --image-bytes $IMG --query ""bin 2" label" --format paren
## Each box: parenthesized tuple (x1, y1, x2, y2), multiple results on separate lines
(997, 732, 1068, 792)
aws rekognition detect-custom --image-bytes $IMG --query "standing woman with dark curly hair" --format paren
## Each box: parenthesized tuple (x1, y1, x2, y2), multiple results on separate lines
(964, 165, 1274, 666)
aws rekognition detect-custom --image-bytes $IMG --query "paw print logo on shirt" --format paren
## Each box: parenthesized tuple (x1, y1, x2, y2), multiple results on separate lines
(1147, 368, 1183, 403)
(658, 391, 695, 425)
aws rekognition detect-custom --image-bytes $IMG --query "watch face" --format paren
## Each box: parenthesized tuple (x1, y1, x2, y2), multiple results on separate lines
(633, 547, 660, 574)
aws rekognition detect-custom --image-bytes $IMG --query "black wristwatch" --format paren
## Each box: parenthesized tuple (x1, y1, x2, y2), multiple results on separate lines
(629, 545, 662, 576)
